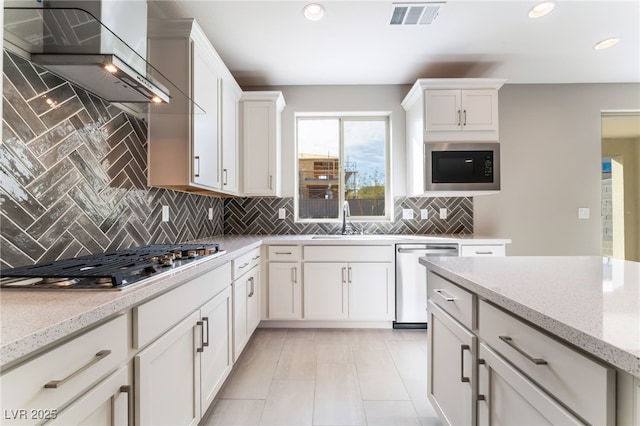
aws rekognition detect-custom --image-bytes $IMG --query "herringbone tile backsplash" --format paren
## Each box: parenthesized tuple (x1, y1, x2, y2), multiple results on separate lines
(1, 50, 223, 268)
(224, 197, 473, 235)
(1, 49, 474, 268)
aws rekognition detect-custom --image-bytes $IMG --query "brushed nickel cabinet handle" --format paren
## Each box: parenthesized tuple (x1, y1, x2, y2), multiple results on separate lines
(499, 336, 547, 365)
(460, 344, 470, 383)
(275, 251, 292, 255)
(45, 350, 111, 388)
(348, 266, 352, 284)
(239, 262, 250, 269)
(342, 267, 346, 284)
(120, 385, 132, 426)
(292, 267, 297, 284)
(463, 109, 467, 126)
(197, 321, 205, 352)
(194, 156, 200, 177)
(457, 109, 461, 126)
(202, 317, 209, 347)
(248, 276, 255, 297)
(475, 251, 494, 255)
(252, 255, 261, 260)
(269, 175, 273, 190)
(433, 289, 457, 302)
(223, 168, 228, 186)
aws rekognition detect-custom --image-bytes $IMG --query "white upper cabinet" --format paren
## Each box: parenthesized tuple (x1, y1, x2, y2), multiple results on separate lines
(240, 91, 286, 197)
(402, 78, 505, 142)
(147, 19, 242, 196)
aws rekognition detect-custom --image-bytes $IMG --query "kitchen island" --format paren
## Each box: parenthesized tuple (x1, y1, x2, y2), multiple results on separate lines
(420, 255, 640, 425)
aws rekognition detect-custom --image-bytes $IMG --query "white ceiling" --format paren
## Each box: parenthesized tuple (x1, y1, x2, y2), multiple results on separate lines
(147, 0, 640, 88)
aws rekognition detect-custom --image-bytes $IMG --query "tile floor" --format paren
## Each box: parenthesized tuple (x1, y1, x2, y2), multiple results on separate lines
(200, 328, 443, 426)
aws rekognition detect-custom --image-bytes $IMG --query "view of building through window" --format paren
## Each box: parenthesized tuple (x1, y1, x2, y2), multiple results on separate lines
(297, 116, 388, 220)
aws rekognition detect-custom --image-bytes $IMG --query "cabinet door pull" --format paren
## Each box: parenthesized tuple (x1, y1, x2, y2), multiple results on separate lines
(248, 276, 255, 297)
(194, 156, 200, 177)
(45, 350, 111, 388)
(463, 109, 467, 126)
(120, 385, 133, 426)
(239, 262, 250, 269)
(348, 266, 352, 284)
(457, 109, 461, 126)
(202, 317, 210, 347)
(499, 336, 547, 365)
(342, 267, 347, 284)
(460, 344, 470, 383)
(252, 255, 261, 260)
(475, 251, 494, 255)
(275, 251, 292, 255)
(433, 288, 457, 302)
(292, 267, 297, 284)
(196, 320, 205, 352)
(269, 175, 273, 190)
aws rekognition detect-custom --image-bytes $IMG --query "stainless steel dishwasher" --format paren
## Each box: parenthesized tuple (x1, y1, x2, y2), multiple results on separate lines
(394, 243, 459, 329)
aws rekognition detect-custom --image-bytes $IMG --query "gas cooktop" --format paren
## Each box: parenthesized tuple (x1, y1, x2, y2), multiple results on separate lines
(0, 244, 225, 290)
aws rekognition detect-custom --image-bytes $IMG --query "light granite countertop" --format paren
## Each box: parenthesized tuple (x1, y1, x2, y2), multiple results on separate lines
(0, 234, 509, 369)
(420, 255, 640, 378)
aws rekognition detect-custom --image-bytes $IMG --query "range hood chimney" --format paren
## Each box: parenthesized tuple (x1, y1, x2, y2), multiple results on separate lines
(4, 0, 171, 105)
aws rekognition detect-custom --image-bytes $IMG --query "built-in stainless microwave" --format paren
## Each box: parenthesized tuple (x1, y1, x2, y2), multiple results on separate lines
(424, 142, 500, 191)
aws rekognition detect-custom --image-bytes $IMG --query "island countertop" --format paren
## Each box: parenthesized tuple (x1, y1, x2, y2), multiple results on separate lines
(420, 255, 640, 378)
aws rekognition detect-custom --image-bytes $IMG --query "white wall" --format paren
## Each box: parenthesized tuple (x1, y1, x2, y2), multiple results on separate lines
(474, 84, 640, 255)
(256, 85, 410, 199)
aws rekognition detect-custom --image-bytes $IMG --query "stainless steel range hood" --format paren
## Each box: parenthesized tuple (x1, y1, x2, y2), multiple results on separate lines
(3, 1, 173, 105)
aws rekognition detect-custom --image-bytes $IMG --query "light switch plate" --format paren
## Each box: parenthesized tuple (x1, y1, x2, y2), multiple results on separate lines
(578, 207, 590, 219)
(439, 208, 447, 220)
(208, 207, 213, 220)
(162, 205, 169, 222)
(278, 208, 286, 219)
(420, 209, 429, 220)
(402, 209, 414, 220)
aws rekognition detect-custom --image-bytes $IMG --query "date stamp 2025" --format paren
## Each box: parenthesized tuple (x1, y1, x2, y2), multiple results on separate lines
(3, 409, 58, 421)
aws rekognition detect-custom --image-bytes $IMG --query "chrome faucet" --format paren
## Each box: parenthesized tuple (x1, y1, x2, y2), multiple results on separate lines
(341, 201, 350, 235)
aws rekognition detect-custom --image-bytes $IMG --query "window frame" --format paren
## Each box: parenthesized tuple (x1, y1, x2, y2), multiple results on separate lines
(294, 112, 392, 223)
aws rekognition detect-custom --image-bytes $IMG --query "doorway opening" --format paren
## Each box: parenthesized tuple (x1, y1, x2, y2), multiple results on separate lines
(601, 111, 640, 261)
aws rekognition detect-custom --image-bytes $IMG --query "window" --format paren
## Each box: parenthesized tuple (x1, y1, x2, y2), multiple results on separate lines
(296, 115, 390, 221)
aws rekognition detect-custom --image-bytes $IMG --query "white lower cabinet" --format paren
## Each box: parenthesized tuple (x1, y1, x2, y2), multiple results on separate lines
(303, 262, 393, 320)
(200, 287, 233, 415)
(133, 264, 233, 425)
(48, 366, 130, 426)
(0, 315, 128, 426)
(268, 261, 302, 319)
(233, 259, 261, 361)
(427, 300, 476, 426)
(135, 310, 201, 426)
(477, 343, 583, 425)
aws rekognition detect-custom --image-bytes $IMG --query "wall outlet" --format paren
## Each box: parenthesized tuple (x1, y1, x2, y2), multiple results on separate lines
(578, 207, 590, 219)
(420, 209, 429, 220)
(208, 207, 213, 220)
(439, 208, 447, 220)
(402, 209, 414, 220)
(278, 208, 286, 219)
(161, 205, 169, 222)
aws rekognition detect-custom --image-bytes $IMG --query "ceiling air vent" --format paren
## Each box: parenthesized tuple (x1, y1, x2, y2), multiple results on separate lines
(389, 2, 444, 26)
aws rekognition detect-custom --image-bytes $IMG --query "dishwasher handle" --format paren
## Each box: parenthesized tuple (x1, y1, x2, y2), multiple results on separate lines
(397, 246, 458, 255)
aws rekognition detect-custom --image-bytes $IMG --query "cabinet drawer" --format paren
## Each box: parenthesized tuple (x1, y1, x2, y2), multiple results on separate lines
(133, 263, 232, 349)
(460, 244, 505, 257)
(303, 245, 393, 262)
(427, 271, 475, 330)
(479, 300, 615, 426)
(0, 315, 127, 424)
(268, 245, 301, 261)
(233, 247, 262, 279)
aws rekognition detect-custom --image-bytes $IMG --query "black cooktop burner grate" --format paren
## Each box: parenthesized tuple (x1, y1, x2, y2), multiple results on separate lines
(0, 244, 222, 289)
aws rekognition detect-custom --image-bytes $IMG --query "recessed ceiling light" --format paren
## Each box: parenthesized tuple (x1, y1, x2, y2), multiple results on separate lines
(303, 3, 324, 21)
(594, 37, 621, 50)
(528, 1, 555, 19)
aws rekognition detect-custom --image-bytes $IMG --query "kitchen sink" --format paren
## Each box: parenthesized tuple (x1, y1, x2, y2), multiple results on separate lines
(311, 235, 397, 240)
